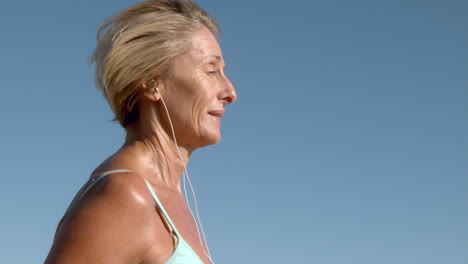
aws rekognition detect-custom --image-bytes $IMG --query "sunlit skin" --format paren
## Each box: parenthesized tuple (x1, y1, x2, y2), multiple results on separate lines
(45, 26, 237, 264)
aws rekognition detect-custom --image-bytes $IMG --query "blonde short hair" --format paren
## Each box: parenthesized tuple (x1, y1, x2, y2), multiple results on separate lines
(90, 0, 220, 127)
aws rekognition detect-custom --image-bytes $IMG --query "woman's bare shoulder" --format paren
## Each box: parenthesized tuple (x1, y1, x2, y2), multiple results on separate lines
(45, 171, 159, 264)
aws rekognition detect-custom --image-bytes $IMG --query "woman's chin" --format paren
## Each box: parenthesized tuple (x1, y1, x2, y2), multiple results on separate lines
(199, 130, 221, 147)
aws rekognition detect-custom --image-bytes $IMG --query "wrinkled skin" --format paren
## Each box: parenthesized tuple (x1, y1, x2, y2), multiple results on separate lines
(155, 26, 237, 149)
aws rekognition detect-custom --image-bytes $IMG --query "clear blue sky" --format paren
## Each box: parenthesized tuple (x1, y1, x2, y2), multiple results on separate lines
(0, 0, 467, 263)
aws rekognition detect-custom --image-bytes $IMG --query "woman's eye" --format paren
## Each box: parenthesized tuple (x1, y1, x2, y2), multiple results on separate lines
(207, 70, 218, 75)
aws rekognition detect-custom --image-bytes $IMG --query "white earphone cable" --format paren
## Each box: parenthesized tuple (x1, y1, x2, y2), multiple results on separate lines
(157, 87, 214, 263)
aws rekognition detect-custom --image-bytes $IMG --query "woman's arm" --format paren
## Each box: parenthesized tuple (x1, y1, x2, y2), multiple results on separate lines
(44, 173, 158, 264)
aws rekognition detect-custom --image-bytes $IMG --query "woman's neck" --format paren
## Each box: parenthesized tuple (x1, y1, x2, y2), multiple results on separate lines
(122, 121, 193, 191)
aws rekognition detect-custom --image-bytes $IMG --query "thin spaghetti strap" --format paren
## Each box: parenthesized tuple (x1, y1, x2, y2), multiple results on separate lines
(66, 169, 133, 214)
(84, 169, 133, 195)
(143, 179, 181, 235)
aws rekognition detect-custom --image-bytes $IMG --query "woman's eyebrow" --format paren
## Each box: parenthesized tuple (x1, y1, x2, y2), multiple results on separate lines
(203, 54, 222, 62)
(203, 55, 226, 69)
(212, 55, 222, 61)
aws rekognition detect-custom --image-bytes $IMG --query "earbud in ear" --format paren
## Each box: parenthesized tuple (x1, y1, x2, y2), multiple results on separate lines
(148, 79, 157, 88)
(147, 79, 160, 93)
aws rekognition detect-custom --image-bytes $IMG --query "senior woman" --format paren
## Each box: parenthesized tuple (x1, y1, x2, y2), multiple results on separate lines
(45, 0, 237, 263)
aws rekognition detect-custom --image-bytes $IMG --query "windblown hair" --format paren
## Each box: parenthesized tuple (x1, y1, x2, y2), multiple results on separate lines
(90, 0, 220, 127)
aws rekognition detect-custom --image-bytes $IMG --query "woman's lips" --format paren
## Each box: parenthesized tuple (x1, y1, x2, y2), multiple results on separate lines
(208, 110, 224, 122)
(208, 110, 224, 117)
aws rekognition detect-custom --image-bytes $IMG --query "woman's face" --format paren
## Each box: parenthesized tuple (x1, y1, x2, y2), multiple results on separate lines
(159, 26, 237, 149)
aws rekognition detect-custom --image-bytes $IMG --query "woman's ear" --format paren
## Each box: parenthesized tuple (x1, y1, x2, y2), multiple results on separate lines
(141, 79, 162, 102)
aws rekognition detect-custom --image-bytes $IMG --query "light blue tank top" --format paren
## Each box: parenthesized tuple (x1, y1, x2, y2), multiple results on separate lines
(83, 169, 205, 264)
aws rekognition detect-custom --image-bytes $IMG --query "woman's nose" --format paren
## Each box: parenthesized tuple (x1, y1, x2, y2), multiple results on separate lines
(220, 77, 237, 104)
